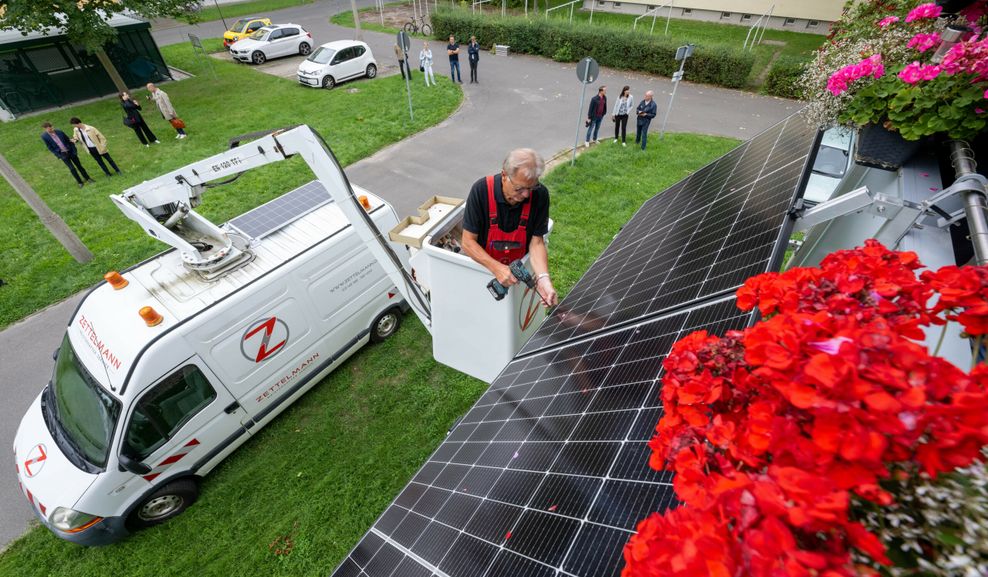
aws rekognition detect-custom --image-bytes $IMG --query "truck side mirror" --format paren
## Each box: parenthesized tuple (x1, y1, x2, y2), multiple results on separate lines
(118, 453, 152, 475)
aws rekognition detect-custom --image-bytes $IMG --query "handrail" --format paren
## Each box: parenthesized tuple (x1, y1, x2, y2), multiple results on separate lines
(546, 0, 581, 23)
(472, 0, 492, 12)
(633, 0, 674, 35)
(743, 4, 775, 50)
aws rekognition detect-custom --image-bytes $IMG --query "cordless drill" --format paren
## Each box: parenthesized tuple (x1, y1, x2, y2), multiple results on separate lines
(487, 260, 535, 301)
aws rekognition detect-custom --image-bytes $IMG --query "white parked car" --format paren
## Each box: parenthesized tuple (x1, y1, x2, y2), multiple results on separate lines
(297, 40, 377, 89)
(230, 24, 312, 65)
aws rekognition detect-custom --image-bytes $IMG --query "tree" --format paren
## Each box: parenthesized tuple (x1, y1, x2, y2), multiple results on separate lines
(0, 0, 200, 92)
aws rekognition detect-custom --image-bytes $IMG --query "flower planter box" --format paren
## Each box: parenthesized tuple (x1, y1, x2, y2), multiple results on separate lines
(853, 123, 923, 172)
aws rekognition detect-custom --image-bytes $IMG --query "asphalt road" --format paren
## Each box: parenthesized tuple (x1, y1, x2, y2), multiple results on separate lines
(0, 0, 801, 549)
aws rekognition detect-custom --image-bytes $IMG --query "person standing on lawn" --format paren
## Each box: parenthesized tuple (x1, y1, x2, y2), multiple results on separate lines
(635, 90, 658, 151)
(420, 41, 435, 86)
(394, 42, 411, 80)
(120, 91, 159, 147)
(41, 121, 93, 188)
(69, 117, 121, 177)
(467, 35, 480, 83)
(147, 83, 187, 139)
(447, 34, 462, 84)
(585, 85, 607, 147)
(612, 85, 634, 147)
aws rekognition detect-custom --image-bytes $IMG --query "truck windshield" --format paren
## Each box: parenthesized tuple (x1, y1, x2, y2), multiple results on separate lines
(51, 334, 121, 468)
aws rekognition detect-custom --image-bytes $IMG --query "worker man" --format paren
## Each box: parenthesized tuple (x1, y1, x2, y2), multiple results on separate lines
(462, 148, 558, 307)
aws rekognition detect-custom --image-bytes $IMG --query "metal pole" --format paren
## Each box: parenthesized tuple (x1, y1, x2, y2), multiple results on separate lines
(379, 0, 384, 26)
(665, 0, 672, 35)
(951, 141, 988, 265)
(570, 3, 574, 23)
(572, 68, 589, 166)
(659, 58, 685, 140)
(403, 49, 415, 123)
(651, 8, 657, 34)
(212, 0, 229, 30)
(351, 0, 363, 40)
(589, 0, 595, 25)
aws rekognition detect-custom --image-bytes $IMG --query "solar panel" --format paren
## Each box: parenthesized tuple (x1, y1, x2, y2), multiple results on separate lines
(519, 114, 818, 355)
(330, 296, 755, 577)
(227, 179, 332, 239)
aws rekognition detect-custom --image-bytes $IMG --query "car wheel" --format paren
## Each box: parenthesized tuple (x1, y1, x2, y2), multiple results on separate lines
(251, 51, 266, 65)
(299, 42, 311, 56)
(322, 75, 336, 89)
(127, 478, 198, 530)
(370, 308, 401, 343)
(365, 63, 377, 79)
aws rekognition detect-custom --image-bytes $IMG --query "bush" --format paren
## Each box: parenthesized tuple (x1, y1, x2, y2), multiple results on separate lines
(432, 9, 755, 89)
(763, 55, 809, 99)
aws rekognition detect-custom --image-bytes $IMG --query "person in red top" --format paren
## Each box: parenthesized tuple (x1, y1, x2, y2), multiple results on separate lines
(585, 85, 607, 146)
(462, 148, 558, 307)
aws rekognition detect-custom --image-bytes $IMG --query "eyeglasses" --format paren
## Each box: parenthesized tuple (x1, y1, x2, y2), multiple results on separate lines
(505, 173, 539, 194)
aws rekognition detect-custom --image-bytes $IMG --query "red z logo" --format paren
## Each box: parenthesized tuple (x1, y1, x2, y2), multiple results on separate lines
(24, 444, 47, 478)
(241, 317, 289, 363)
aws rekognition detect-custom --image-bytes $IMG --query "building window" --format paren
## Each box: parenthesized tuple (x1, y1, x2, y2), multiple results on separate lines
(682, 8, 692, 14)
(613, 2, 621, 6)
(742, 13, 752, 20)
(721, 12, 732, 19)
(783, 17, 796, 26)
(807, 20, 820, 28)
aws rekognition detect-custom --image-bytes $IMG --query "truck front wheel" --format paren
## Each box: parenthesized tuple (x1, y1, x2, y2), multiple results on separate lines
(128, 478, 199, 530)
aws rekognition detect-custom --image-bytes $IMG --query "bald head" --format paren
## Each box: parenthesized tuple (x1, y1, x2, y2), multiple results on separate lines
(644, 90, 654, 100)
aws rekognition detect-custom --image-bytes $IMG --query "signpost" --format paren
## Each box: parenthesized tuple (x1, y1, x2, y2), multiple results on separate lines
(572, 57, 599, 166)
(398, 31, 414, 122)
(188, 34, 216, 78)
(659, 43, 692, 140)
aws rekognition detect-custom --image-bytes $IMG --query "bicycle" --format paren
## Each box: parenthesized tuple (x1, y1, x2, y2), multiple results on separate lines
(403, 16, 432, 36)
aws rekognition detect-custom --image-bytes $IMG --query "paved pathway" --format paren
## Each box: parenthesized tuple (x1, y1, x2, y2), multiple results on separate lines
(0, 0, 802, 548)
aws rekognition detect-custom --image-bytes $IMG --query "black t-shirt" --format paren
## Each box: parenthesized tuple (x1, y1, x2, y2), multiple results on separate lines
(463, 175, 550, 251)
(448, 42, 460, 61)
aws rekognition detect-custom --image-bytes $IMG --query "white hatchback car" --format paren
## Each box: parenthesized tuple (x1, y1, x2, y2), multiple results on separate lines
(231, 24, 312, 65)
(297, 40, 377, 89)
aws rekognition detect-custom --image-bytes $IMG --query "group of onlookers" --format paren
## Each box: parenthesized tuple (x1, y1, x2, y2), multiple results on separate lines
(585, 85, 658, 151)
(397, 35, 482, 88)
(41, 83, 188, 189)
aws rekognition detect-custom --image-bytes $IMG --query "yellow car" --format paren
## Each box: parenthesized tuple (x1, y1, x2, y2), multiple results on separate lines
(223, 17, 272, 49)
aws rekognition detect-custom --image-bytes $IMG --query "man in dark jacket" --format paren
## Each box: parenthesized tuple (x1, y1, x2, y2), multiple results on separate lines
(585, 85, 607, 147)
(467, 35, 480, 83)
(41, 121, 92, 188)
(635, 90, 658, 151)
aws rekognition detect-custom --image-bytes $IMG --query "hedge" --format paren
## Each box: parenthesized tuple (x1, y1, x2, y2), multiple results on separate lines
(763, 55, 810, 100)
(431, 9, 756, 89)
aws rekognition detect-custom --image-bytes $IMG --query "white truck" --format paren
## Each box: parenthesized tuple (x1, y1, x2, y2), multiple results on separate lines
(11, 126, 440, 545)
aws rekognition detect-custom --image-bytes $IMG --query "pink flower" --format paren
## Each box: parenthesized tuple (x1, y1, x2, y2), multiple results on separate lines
(807, 337, 853, 355)
(898, 61, 941, 84)
(877, 15, 900, 27)
(975, 108, 985, 114)
(905, 2, 943, 22)
(908, 32, 941, 53)
(984, 89, 988, 99)
(827, 55, 885, 95)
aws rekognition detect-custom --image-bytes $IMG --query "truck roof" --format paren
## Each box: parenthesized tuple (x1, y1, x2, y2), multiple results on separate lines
(67, 183, 386, 395)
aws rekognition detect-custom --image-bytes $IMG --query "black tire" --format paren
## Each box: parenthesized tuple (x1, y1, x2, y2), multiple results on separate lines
(299, 42, 311, 56)
(365, 63, 377, 79)
(127, 478, 198, 530)
(370, 308, 401, 343)
(251, 50, 266, 65)
(322, 75, 336, 89)
(403, 22, 415, 34)
(421, 24, 432, 36)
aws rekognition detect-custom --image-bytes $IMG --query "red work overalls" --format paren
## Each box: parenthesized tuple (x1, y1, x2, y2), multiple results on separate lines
(484, 175, 532, 264)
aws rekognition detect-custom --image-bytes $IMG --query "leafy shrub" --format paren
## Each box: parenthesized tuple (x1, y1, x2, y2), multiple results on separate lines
(432, 8, 755, 89)
(763, 55, 810, 99)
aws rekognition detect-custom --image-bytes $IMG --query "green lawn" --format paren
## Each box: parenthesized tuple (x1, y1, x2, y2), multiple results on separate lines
(0, 42, 462, 330)
(0, 134, 737, 577)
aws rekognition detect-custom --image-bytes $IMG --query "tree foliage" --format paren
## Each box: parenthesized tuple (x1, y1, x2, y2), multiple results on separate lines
(0, 0, 200, 51)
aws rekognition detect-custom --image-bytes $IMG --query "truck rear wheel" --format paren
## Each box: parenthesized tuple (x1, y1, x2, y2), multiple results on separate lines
(127, 478, 199, 530)
(370, 308, 401, 343)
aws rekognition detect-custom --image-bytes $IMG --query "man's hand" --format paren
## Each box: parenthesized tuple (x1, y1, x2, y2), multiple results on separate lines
(536, 276, 558, 307)
(495, 262, 517, 287)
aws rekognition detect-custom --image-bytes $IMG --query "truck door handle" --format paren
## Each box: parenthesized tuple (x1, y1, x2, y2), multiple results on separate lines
(224, 401, 241, 414)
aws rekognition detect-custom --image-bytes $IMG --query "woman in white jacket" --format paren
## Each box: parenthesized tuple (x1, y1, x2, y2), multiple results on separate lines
(419, 41, 435, 87)
(612, 85, 634, 146)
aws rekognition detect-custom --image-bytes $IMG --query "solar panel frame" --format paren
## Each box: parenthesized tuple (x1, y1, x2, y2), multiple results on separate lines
(518, 115, 820, 355)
